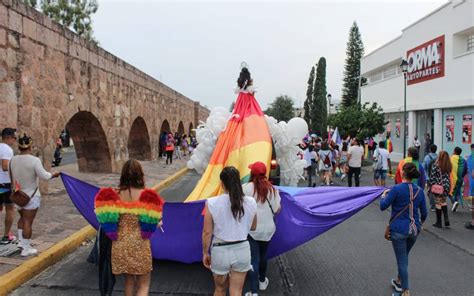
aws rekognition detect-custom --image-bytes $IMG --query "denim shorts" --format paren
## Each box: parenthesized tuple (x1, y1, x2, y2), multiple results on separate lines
(374, 169, 387, 180)
(210, 240, 251, 275)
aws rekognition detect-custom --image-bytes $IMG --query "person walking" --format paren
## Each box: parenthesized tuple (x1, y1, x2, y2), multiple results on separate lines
(165, 133, 175, 165)
(449, 147, 468, 212)
(10, 134, 60, 256)
(94, 159, 164, 296)
(202, 166, 257, 296)
(381, 163, 427, 296)
(181, 135, 189, 157)
(465, 144, 474, 230)
(174, 132, 182, 160)
(373, 141, 392, 186)
(424, 133, 432, 158)
(339, 142, 349, 181)
(242, 162, 281, 296)
(347, 138, 364, 187)
(395, 147, 426, 189)
(159, 131, 167, 159)
(423, 144, 438, 211)
(303, 145, 317, 187)
(427, 151, 452, 228)
(0, 128, 17, 244)
(318, 141, 334, 186)
(413, 136, 421, 153)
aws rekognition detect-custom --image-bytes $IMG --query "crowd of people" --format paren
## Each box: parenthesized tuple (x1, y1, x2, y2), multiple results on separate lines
(158, 131, 197, 165)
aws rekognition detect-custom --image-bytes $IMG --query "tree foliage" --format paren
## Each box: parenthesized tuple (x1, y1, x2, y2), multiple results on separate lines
(328, 102, 385, 139)
(24, 0, 99, 43)
(341, 22, 364, 108)
(311, 57, 327, 136)
(265, 95, 295, 122)
(304, 66, 315, 127)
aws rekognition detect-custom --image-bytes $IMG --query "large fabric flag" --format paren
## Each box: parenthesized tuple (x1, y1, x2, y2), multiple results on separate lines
(331, 127, 342, 146)
(61, 173, 384, 264)
(186, 91, 272, 201)
(450, 154, 465, 196)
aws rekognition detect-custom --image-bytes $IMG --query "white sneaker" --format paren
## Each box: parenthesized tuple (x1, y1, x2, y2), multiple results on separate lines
(452, 201, 459, 212)
(244, 292, 258, 296)
(21, 247, 38, 257)
(17, 239, 25, 249)
(259, 277, 269, 290)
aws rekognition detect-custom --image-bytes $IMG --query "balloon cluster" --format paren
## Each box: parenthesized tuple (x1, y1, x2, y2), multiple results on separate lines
(187, 107, 231, 173)
(265, 116, 308, 186)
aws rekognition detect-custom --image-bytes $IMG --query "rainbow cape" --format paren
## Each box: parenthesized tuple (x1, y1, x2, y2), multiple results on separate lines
(186, 91, 272, 201)
(94, 188, 164, 240)
(386, 138, 393, 153)
(450, 155, 465, 196)
(395, 157, 425, 187)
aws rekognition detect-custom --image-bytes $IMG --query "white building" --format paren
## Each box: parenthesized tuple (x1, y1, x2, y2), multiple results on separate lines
(361, 0, 474, 161)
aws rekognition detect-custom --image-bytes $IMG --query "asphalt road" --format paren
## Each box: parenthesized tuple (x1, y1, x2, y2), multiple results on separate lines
(12, 169, 474, 296)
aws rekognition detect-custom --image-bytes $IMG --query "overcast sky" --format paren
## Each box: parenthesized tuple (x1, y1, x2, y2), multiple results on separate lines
(92, 0, 447, 109)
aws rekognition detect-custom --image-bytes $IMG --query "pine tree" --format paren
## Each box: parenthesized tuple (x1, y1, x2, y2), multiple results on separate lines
(311, 57, 327, 136)
(304, 66, 315, 128)
(341, 21, 364, 108)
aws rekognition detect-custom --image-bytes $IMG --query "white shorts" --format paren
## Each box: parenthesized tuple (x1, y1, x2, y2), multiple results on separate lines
(16, 196, 41, 210)
(210, 241, 252, 275)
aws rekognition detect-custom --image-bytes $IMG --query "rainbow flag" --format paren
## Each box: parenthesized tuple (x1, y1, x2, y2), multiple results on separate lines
(386, 138, 393, 153)
(186, 92, 272, 202)
(450, 154, 465, 196)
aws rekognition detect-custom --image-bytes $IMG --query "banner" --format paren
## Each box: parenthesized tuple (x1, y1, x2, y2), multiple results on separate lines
(406, 35, 445, 85)
(462, 114, 472, 144)
(395, 119, 401, 138)
(446, 115, 455, 142)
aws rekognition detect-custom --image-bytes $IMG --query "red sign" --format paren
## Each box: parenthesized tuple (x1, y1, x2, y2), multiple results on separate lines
(406, 35, 445, 85)
(446, 115, 454, 142)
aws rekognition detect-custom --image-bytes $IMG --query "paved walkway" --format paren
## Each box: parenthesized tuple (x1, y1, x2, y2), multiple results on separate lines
(0, 155, 189, 275)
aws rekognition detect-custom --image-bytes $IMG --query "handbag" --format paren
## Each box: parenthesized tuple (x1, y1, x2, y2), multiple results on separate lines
(384, 184, 420, 241)
(431, 184, 444, 195)
(8, 158, 37, 207)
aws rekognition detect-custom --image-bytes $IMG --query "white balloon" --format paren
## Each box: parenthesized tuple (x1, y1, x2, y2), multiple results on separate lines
(287, 117, 308, 140)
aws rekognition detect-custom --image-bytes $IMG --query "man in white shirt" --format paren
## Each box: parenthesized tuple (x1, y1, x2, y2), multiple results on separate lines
(413, 136, 421, 153)
(0, 128, 17, 244)
(347, 138, 364, 187)
(373, 141, 392, 186)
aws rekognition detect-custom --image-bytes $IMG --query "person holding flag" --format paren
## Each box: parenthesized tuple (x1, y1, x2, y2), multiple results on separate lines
(395, 147, 426, 189)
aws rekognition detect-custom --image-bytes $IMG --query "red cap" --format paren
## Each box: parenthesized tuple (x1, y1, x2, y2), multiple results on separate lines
(248, 161, 267, 176)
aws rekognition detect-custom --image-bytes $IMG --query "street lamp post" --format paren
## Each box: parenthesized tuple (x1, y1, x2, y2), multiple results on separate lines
(400, 59, 409, 158)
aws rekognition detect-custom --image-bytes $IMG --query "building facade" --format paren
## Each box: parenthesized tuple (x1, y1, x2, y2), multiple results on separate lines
(361, 0, 473, 161)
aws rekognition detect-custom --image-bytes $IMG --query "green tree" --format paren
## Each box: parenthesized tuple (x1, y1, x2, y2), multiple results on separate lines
(24, 0, 99, 43)
(311, 57, 327, 136)
(328, 102, 385, 139)
(265, 95, 295, 122)
(341, 22, 364, 108)
(304, 65, 315, 127)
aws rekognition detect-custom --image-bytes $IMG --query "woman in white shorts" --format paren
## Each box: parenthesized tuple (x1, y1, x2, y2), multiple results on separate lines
(10, 134, 59, 256)
(202, 166, 257, 296)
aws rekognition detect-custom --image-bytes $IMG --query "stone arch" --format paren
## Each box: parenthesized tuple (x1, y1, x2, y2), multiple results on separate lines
(160, 120, 171, 133)
(189, 122, 194, 136)
(177, 121, 185, 135)
(128, 117, 152, 161)
(66, 111, 112, 172)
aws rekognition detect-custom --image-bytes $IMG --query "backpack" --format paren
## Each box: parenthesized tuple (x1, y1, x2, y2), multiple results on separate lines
(323, 152, 331, 169)
(427, 154, 437, 178)
(373, 149, 384, 171)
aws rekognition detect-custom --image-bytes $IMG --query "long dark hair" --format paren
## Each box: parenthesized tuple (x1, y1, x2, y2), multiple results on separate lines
(402, 163, 420, 181)
(220, 166, 245, 220)
(250, 173, 275, 204)
(237, 67, 252, 90)
(437, 151, 452, 174)
(119, 159, 145, 191)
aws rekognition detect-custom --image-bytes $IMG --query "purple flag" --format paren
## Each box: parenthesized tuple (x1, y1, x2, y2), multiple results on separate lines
(61, 173, 383, 263)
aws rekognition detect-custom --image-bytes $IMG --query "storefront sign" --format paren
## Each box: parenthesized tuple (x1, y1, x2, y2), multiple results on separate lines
(406, 35, 445, 85)
(395, 119, 401, 138)
(446, 115, 454, 142)
(462, 114, 472, 144)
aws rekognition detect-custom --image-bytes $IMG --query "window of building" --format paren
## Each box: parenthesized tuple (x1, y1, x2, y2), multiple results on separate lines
(468, 35, 474, 52)
(369, 72, 382, 83)
(383, 66, 397, 79)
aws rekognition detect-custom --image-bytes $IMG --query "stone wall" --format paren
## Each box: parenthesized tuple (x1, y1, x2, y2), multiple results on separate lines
(0, 0, 209, 176)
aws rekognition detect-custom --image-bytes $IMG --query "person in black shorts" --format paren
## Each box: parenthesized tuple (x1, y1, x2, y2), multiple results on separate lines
(0, 128, 17, 244)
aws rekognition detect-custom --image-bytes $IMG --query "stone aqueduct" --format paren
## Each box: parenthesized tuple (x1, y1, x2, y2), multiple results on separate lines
(0, 0, 210, 174)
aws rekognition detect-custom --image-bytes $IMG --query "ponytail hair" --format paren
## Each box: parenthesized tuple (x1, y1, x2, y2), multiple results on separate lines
(220, 166, 245, 220)
(237, 67, 252, 90)
(249, 173, 275, 204)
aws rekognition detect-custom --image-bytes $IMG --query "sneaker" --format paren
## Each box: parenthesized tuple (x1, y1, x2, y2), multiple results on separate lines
(341, 174, 346, 181)
(465, 222, 474, 230)
(0, 235, 15, 245)
(391, 278, 403, 293)
(452, 201, 459, 212)
(259, 277, 269, 290)
(21, 247, 38, 257)
(244, 293, 258, 296)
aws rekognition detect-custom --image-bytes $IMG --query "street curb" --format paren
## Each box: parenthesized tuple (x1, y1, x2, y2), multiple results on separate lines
(0, 166, 190, 295)
(152, 167, 190, 193)
(0, 225, 96, 296)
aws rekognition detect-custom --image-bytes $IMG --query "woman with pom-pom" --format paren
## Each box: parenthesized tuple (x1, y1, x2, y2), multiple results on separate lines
(94, 159, 164, 296)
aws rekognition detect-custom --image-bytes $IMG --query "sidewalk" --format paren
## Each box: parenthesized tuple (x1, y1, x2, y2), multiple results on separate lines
(0, 155, 189, 276)
(361, 166, 474, 256)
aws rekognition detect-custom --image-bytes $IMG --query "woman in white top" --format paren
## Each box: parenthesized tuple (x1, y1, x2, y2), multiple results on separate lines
(10, 134, 59, 256)
(202, 166, 257, 296)
(242, 162, 281, 296)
